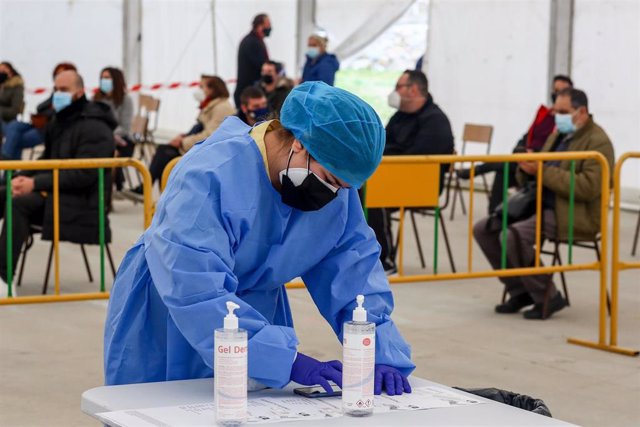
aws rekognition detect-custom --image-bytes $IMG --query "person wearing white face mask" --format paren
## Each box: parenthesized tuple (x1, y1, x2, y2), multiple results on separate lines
(128, 75, 235, 197)
(369, 69, 454, 273)
(301, 31, 339, 86)
(473, 88, 615, 320)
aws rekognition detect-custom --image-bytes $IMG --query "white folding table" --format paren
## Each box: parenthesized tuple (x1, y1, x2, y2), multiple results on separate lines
(82, 376, 578, 426)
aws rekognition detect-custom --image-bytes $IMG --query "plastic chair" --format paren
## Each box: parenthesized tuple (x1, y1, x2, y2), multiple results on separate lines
(450, 123, 494, 220)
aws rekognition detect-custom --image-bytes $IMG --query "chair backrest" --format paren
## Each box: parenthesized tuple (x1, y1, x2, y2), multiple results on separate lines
(138, 94, 161, 133)
(365, 156, 441, 209)
(461, 123, 493, 155)
(131, 115, 149, 141)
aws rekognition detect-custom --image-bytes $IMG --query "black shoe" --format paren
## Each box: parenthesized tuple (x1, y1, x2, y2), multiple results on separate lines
(495, 293, 534, 314)
(382, 260, 397, 276)
(523, 293, 566, 320)
(131, 185, 143, 195)
(456, 169, 471, 180)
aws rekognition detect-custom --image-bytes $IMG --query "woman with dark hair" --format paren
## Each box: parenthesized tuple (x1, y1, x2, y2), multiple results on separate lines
(93, 67, 135, 190)
(1, 62, 75, 160)
(0, 61, 25, 138)
(130, 74, 235, 195)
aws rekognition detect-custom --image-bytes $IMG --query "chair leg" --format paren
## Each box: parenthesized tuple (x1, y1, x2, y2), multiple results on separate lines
(457, 177, 467, 215)
(16, 235, 32, 287)
(80, 244, 94, 283)
(42, 243, 54, 295)
(591, 240, 611, 316)
(632, 211, 640, 256)
(439, 214, 457, 273)
(106, 244, 117, 278)
(409, 211, 426, 269)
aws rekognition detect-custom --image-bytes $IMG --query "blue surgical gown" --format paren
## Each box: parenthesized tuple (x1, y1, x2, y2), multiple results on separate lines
(104, 117, 415, 387)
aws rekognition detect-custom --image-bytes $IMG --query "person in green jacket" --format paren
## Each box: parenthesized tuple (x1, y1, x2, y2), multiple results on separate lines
(473, 88, 615, 320)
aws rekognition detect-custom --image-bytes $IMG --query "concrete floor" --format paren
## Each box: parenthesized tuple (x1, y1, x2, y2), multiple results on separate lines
(0, 193, 639, 427)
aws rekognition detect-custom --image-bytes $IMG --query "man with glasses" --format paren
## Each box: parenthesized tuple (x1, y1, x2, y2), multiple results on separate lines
(368, 70, 454, 274)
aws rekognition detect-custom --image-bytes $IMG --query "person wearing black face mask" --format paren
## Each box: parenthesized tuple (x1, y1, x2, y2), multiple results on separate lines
(237, 86, 269, 126)
(104, 82, 416, 398)
(234, 13, 271, 108)
(258, 60, 293, 115)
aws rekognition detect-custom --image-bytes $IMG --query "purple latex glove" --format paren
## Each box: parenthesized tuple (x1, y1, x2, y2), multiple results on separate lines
(290, 353, 343, 394)
(375, 364, 412, 396)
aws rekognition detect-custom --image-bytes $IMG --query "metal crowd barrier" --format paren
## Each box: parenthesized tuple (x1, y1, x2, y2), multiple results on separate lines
(156, 151, 626, 356)
(586, 152, 640, 356)
(0, 158, 152, 305)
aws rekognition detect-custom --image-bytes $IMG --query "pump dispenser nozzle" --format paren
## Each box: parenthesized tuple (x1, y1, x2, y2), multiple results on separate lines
(224, 301, 240, 329)
(352, 294, 367, 322)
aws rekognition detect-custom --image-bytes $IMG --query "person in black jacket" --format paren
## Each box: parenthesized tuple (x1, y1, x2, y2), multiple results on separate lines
(0, 70, 116, 296)
(233, 13, 271, 107)
(368, 70, 454, 273)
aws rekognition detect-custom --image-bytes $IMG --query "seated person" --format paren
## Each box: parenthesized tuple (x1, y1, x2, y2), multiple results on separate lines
(368, 70, 454, 273)
(473, 88, 614, 320)
(257, 60, 293, 115)
(2, 62, 76, 160)
(0, 61, 25, 138)
(236, 86, 269, 126)
(93, 66, 135, 191)
(0, 70, 116, 297)
(130, 75, 235, 195)
(457, 75, 574, 213)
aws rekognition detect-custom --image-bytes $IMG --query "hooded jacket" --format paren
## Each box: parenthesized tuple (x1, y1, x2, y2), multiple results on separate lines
(0, 75, 25, 122)
(28, 95, 117, 244)
(302, 53, 340, 86)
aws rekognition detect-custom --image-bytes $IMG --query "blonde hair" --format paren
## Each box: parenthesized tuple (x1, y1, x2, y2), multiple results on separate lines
(308, 34, 328, 50)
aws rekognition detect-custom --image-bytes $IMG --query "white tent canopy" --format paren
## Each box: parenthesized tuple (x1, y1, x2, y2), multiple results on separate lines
(0, 0, 637, 198)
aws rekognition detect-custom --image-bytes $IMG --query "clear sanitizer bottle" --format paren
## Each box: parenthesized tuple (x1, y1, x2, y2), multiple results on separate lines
(214, 301, 248, 426)
(342, 295, 375, 417)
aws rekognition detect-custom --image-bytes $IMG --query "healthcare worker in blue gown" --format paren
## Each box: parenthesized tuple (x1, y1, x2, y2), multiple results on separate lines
(104, 81, 415, 396)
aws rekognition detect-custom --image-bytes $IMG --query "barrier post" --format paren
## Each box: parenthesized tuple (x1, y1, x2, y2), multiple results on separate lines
(5, 170, 12, 297)
(500, 162, 509, 269)
(99, 168, 106, 293)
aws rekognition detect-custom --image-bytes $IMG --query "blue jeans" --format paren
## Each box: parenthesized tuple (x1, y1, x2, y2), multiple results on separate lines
(2, 121, 44, 160)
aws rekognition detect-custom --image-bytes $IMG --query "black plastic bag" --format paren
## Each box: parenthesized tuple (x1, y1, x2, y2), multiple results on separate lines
(454, 387, 552, 417)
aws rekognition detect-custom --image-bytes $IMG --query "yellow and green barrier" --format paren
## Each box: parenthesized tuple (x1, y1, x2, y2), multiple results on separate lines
(0, 158, 152, 305)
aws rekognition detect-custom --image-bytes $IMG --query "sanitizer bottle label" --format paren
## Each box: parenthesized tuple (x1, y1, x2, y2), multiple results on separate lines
(214, 340, 248, 421)
(342, 333, 375, 410)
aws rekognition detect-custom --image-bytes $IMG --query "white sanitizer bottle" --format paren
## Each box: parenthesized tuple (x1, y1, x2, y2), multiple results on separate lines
(342, 294, 375, 417)
(214, 301, 248, 426)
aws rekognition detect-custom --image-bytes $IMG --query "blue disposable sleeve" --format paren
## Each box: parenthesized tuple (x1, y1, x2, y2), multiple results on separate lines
(302, 189, 415, 376)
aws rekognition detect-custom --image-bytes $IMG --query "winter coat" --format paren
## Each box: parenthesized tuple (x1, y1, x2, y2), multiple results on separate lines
(0, 75, 25, 122)
(302, 53, 340, 86)
(29, 96, 117, 244)
(181, 97, 235, 153)
(234, 31, 269, 107)
(517, 117, 615, 241)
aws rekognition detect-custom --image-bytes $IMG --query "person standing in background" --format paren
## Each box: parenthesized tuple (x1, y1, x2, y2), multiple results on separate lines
(301, 31, 339, 86)
(234, 13, 271, 107)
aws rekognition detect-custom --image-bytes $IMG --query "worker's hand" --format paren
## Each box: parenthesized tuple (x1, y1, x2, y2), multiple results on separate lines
(518, 161, 539, 176)
(290, 352, 343, 394)
(11, 176, 35, 197)
(375, 364, 411, 396)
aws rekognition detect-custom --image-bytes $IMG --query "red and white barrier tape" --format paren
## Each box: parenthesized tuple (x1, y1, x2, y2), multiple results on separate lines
(26, 79, 237, 95)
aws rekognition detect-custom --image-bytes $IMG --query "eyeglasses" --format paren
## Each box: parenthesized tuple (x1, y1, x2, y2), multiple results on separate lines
(395, 83, 412, 91)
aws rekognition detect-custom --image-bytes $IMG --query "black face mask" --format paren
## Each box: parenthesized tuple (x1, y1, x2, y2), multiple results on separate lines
(261, 74, 274, 85)
(0, 72, 8, 85)
(263, 27, 272, 37)
(280, 151, 338, 211)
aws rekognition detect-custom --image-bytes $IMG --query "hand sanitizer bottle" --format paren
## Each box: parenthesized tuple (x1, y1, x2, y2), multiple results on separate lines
(214, 301, 248, 426)
(342, 295, 375, 417)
